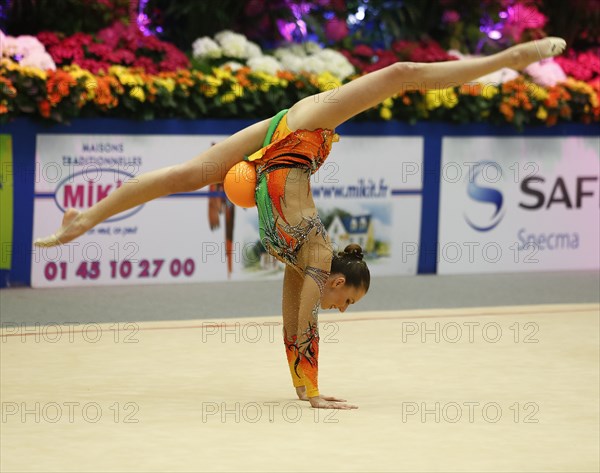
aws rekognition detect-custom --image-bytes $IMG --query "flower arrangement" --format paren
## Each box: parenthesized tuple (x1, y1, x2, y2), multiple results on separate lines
(1, 55, 598, 129)
(192, 31, 355, 81)
(0, 31, 56, 70)
(554, 49, 600, 83)
(36, 21, 189, 75)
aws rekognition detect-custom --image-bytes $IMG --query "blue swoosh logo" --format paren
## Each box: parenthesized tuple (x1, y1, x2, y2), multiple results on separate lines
(464, 162, 505, 232)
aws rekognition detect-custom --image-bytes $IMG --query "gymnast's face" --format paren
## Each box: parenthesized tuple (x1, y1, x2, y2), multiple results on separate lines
(320, 275, 367, 313)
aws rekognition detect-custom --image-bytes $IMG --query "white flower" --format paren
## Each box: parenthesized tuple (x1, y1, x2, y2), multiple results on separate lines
(247, 56, 282, 75)
(302, 55, 327, 74)
(19, 51, 56, 70)
(223, 61, 245, 72)
(192, 37, 222, 59)
(303, 41, 322, 55)
(245, 41, 263, 59)
(316, 49, 355, 80)
(214, 30, 236, 44)
(15, 35, 45, 56)
(1, 35, 19, 57)
(0, 29, 6, 54)
(215, 30, 249, 58)
(279, 54, 305, 74)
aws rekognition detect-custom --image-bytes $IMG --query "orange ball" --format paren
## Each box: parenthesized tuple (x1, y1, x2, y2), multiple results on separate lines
(224, 161, 257, 208)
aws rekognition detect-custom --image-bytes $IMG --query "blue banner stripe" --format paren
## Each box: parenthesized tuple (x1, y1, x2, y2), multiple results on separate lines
(391, 189, 422, 195)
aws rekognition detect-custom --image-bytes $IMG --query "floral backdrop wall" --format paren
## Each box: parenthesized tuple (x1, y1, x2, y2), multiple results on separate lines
(0, 0, 598, 127)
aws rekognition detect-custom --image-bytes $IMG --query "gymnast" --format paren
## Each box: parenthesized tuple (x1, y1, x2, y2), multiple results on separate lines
(35, 37, 567, 409)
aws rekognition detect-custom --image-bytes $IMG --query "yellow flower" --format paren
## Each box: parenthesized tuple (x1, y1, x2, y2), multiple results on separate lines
(425, 90, 443, 110)
(154, 77, 175, 93)
(380, 107, 392, 120)
(1, 58, 18, 70)
(129, 86, 145, 102)
(441, 88, 458, 109)
(204, 75, 223, 87)
(19, 65, 47, 80)
(65, 65, 93, 80)
(529, 83, 548, 101)
(213, 67, 233, 80)
(202, 85, 219, 97)
(316, 71, 342, 92)
(220, 92, 236, 103)
(232, 84, 244, 97)
(481, 84, 499, 100)
(382, 98, 394, 108)
(536, 106, 548, 121)
(565, 78, 599, 108)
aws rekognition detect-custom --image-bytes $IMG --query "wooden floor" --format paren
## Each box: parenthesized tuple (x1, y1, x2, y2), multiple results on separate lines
(1, 303, 598, 472)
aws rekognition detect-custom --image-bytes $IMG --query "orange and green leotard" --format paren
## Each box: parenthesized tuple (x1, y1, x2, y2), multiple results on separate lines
(247, 110, 338, 397)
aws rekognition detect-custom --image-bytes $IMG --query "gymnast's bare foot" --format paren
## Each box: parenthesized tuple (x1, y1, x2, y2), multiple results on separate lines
(506, 37, 567, 70)
(34, 208, 87, 247)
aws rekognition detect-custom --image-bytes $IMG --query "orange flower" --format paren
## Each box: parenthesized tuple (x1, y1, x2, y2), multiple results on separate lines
(0, 103, 8, 114)
(46, 70, 77, 99)
(500, 102, 514, 121)
(38, 100, 51, 118)
(460, 83, 481, 96)
(277, 70, 295, 81)
(402, 95, 412, 105)
(0, 76, 16, 98)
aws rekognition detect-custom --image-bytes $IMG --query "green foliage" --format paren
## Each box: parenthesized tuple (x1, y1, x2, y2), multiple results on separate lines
(145, 0, 246, 51)
(2, 0, 130, 35)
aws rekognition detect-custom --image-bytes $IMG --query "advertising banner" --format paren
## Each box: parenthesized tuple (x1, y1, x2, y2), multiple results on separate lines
(438, 137, 600, 274)
(32, 134, 423, 287)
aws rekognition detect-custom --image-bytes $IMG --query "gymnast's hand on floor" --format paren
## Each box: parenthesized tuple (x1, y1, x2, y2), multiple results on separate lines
(295, 386, 351, 405)
(309, 396, 358, 410)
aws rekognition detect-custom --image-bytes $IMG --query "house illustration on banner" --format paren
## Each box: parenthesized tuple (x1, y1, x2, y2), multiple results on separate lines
(327, 214, 375, 254)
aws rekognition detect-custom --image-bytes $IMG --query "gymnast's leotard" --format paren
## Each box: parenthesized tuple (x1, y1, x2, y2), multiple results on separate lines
(246, 109, 339, 397)
(248, 109, 339, 275)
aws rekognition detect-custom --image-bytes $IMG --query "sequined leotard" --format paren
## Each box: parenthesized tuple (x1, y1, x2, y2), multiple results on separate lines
(246, 109, 339, 397)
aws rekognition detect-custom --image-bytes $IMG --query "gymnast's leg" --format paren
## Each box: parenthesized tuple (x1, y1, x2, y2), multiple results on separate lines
(287, 37, 567, 131)
(34, 117, 271, 246)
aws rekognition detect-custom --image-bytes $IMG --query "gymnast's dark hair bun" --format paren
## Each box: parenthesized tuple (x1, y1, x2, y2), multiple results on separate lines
(331, 243, 370, 291)
(340, 243, 364, 261)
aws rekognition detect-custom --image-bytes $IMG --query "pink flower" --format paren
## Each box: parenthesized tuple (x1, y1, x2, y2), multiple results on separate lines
(504, 3, 547, 42)
(108, 49, 136, 65)
(87, 43, 112, 58)
(442, 10, 460, 24)
(324, 17, 348, 42)
(37, 31, 60, 48)
(525, 58, 567, 87)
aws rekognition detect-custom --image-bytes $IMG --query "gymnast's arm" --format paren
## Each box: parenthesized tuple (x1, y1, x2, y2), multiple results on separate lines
(294, 237, 358, 409)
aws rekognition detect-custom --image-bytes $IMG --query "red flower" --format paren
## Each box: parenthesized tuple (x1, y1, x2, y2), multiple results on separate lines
(37, 31, 61, 47)
(324, 17, 349, 42)
(353, 44, 374, 57)
(38, 100, 51, 118)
